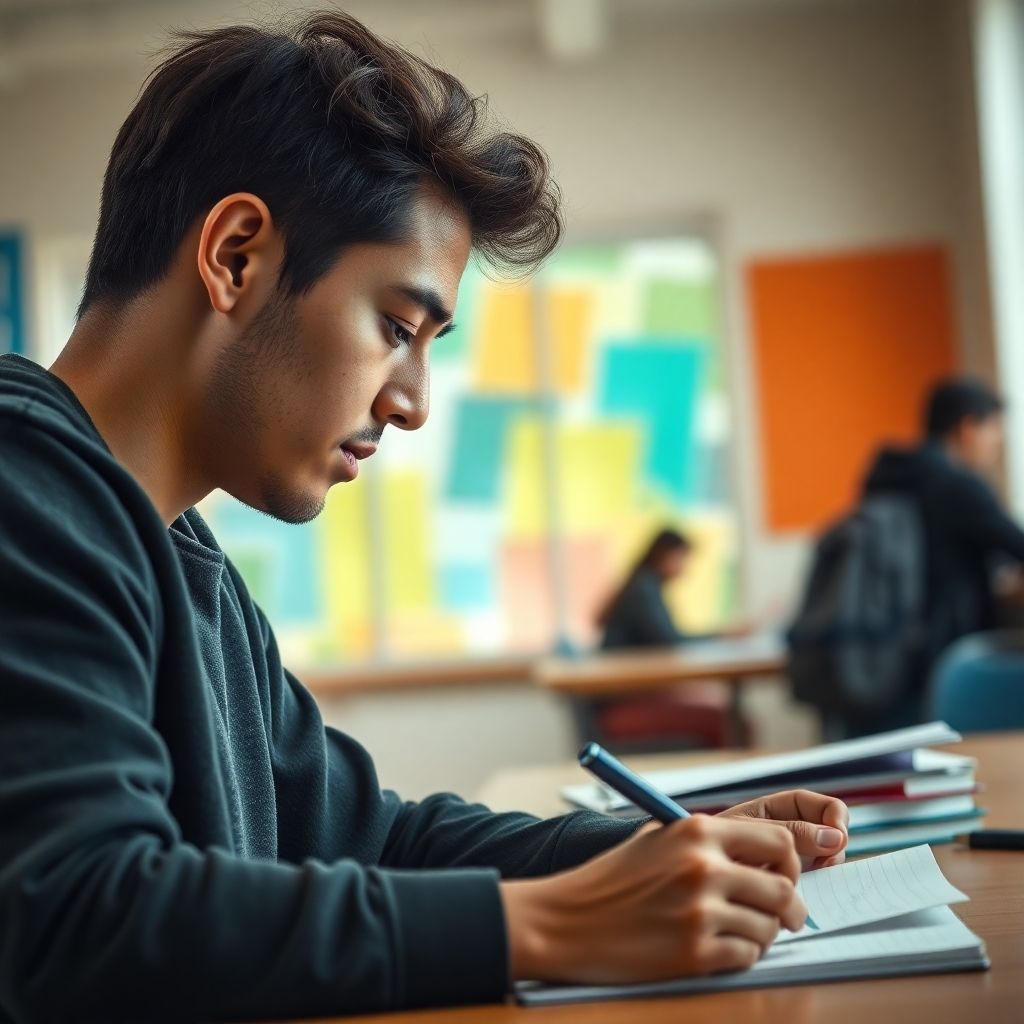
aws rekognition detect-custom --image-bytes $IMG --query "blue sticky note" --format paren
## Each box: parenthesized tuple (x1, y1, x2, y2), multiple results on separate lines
(446, 396, 538, 502)
(599, 341, 706, 501)
(439, 562, 495, 611)
(207, 499, 320, 625)
(0, 235, 25, 355)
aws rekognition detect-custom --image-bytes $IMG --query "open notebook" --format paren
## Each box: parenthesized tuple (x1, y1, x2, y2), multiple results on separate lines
(516, 845, 989, 1006)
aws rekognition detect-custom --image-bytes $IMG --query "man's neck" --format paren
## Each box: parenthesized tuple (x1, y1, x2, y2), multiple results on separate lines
(50, 302, 214, 527)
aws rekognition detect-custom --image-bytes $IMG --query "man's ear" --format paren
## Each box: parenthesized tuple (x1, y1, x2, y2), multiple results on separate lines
(197, 193, 277, 314)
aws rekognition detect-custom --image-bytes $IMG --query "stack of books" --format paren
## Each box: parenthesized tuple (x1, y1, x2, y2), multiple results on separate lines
(561, 722, 984, 855)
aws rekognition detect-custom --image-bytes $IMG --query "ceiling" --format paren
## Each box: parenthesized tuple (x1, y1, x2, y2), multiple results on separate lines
(0, 0, 911, 81)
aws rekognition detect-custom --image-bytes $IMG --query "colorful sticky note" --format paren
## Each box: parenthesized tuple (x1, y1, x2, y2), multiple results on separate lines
(472, 284, 536, 393)
(546, 245, 623, 279)
(643, 278, 718, 338)
(499, 534, 614, 650)
(592, 276, 645, 339)
(0, 235, 25, 354)
(547, 287, 594, 394)
(472, 283, 595, 395)
(381, 471, 434, 612)
(205, 495, 320, 626)
(506, 419, 643, 537)
(599, 342, 706, 501)
(500, 539, 556, 651)
(664, 513, 738, 633)
(439, 563, 495, 611)
(385, 611, 466, 656)
(322, 477, 375, 656)
(446, 397, 537, 502)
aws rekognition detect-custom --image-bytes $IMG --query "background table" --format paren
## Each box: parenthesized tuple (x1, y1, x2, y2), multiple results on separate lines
(533, 634, 787, 747)
(325, 733, 1024, 1024)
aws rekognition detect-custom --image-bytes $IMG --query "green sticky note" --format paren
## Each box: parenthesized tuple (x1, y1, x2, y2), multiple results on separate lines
(644, 278, 718, 339)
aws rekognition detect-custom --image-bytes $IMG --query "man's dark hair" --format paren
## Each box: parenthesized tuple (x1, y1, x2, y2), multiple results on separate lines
(925, 376, 1005, 439)
(79, 11, 561, 315)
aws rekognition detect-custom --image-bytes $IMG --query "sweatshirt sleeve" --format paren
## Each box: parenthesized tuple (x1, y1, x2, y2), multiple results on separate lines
(257, 606, 644, 879)
(0, 420, 508, 1023)
(380, 792, 647, 877)
(257, 606, 644, 878)
(944, 470, 1024, 562)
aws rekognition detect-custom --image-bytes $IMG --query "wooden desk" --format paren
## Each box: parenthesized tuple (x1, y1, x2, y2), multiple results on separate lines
(534, 635, 787, 746)
(298, 656, 534, 698)
(329, 733, 1024, 1024)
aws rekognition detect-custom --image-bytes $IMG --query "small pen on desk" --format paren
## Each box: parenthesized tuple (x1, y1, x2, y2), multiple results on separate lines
(578, 742, 689, 823)
(957, 829, 1024, 851)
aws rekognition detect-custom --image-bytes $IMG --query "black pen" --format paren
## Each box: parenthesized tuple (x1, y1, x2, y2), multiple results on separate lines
(958, 829, 1024, 851)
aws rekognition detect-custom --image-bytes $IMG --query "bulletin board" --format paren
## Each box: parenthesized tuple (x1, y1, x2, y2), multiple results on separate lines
(748, 245, 958, 533)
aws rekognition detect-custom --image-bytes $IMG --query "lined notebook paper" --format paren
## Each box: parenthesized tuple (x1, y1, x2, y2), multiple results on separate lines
(516, 846, 987, 1007)
(777, 843, 967, 942)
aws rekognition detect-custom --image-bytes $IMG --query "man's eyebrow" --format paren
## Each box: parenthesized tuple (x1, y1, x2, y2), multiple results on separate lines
(393, 284, 455, 333)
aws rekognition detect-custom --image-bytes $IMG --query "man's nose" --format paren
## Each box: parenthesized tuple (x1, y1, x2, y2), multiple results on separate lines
(372, 366, 429, 431)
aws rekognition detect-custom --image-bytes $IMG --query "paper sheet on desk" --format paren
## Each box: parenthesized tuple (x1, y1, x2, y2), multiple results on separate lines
(776, 844, 967, 943)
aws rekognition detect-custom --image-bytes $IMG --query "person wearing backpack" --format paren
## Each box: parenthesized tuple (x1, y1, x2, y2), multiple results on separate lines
(789, 377, 1024, 739)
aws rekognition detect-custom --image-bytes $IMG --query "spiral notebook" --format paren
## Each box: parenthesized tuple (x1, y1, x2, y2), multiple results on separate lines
(516, 845, 989, 1006)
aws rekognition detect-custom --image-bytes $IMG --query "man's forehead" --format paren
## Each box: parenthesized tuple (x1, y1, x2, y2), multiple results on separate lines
(404, 192, 472, 275)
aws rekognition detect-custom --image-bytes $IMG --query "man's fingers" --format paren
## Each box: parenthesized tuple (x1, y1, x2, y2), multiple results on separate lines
(809, 851, 846, 870)
(713, 902, 782, 952)
(723, 862, 807, 931)
(730, 812, 848, 861)
(733, 789, 850, 836)
(770, 786, 847, 835)
(698, 935, 763, 975)
(712, 817, 801, 884)
(778, 817, 847, 858)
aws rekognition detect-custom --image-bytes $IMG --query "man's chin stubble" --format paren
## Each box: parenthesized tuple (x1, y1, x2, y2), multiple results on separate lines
(237, 479, 326, 526)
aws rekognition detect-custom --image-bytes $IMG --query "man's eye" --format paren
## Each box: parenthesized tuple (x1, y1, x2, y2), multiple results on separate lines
(384, 317, 412, 347)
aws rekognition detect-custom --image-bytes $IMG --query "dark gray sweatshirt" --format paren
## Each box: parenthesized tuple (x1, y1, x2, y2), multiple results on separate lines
(0, 354, 640, 1023)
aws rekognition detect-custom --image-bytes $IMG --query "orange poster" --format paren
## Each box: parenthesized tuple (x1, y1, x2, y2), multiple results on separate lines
(748, 245, 958, 533)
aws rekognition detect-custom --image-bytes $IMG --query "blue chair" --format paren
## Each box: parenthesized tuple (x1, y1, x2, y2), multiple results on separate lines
(928, 631, 1024, 732)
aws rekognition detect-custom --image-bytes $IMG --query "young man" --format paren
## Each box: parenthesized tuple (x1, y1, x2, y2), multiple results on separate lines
(0, 13, 848, 1022)
(861, 377, 1024, 721)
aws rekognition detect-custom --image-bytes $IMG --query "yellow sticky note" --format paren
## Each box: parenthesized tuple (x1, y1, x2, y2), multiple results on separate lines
(386, 611, 465, 656)
(473, 284, 537, 393)
(472, 284, 596, 395)
(665, 513, 737, 633)
(505, 417, 546, 536)
(321, 477, 374, 656)
(594, 276, 644, 338)
(381, 471, 435, 612)
(506, 419, 643, 537)
(547, 288, 594, 394)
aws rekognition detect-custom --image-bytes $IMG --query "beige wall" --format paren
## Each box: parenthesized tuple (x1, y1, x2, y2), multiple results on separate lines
(0, 0, 991, 793)
(315, 677, 817, 802)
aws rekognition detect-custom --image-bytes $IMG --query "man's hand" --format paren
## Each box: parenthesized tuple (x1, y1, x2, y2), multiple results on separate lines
(717, 789, 850, 869)
(501, 814, 806, 985)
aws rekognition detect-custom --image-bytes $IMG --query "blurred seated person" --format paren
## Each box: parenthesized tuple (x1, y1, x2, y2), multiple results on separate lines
(589, 528, 751, 751)
(598, 528, 747, 650)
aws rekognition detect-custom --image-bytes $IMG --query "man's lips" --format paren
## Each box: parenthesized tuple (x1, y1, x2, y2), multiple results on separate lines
(340, 441, 378, 461)
(334, 440, 378, 482)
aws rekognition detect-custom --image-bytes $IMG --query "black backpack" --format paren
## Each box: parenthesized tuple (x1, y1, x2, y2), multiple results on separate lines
(787, 493, 928, 717)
